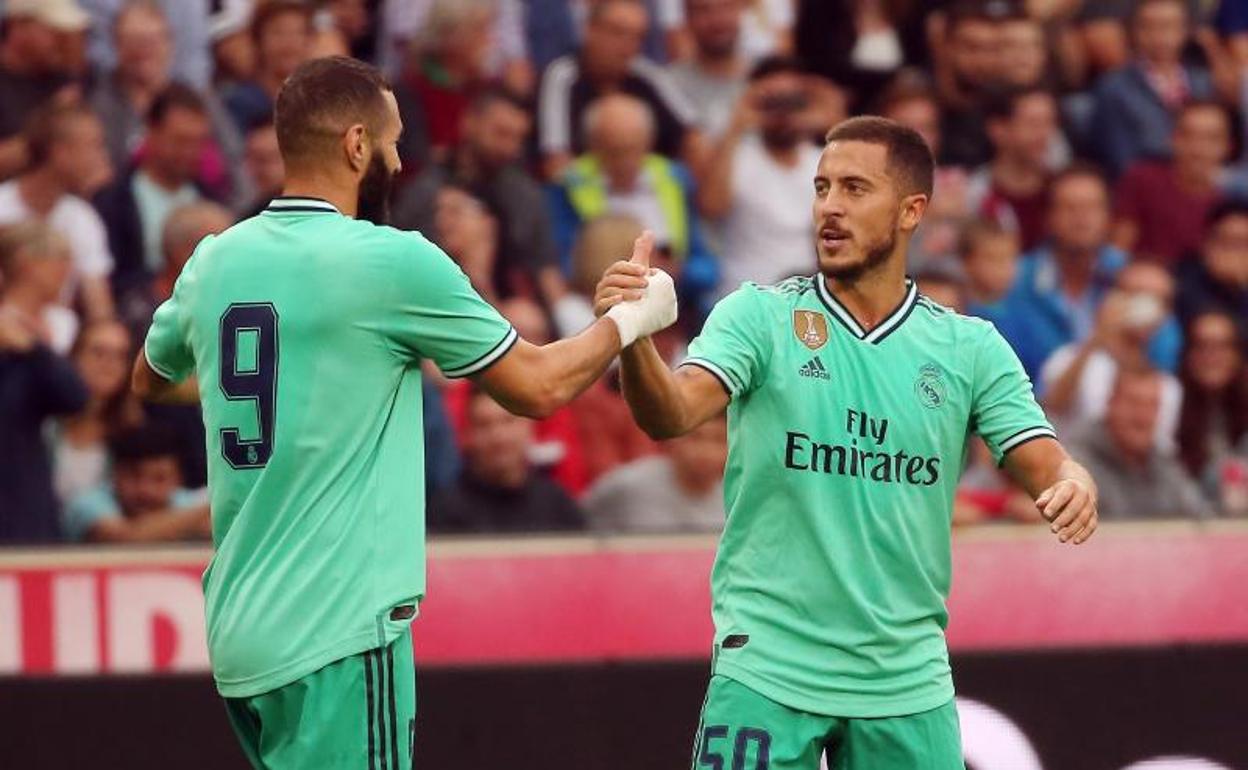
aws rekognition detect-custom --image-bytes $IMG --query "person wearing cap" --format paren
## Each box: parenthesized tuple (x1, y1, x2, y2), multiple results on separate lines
(0, 0, 90, 179)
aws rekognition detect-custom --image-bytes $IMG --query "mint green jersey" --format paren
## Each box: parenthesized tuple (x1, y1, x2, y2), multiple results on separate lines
(682, 275, 1054, 718)
(143, 197, 515, 698)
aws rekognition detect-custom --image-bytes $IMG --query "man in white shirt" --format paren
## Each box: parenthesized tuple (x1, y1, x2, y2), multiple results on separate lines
(697, 55, 825, 296)
(0, 103, 115, 321)
(665, 0, 748, 140)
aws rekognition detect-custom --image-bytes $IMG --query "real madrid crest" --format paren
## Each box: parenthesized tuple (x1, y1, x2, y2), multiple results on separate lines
(915, 363, 947, 409)
(793, 310, 829, 350)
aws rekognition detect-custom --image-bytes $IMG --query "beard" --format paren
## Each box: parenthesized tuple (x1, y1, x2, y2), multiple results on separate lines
(356, 151, 395, 225)
(820, 215, 899, 283)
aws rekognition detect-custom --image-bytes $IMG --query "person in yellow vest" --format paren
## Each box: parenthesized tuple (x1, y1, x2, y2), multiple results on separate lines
(549, 93, 720, 320)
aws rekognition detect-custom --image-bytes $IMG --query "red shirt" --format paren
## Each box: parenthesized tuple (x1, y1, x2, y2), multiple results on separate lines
(1115, 161, 1218, 264)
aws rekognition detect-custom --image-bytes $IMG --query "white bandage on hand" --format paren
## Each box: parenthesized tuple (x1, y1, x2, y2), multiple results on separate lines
(605, 268, 679, 348)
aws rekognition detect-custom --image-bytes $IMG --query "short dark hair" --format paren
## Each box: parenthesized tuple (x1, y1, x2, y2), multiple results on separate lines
(25, 103, 97, 167)
(824, 116, 934, 198)
(109, 423, 183, 467)
(274, 56, 391, 169)
(983, 85, 1055, 123)
(467, 84, 530, 117)
(147, 83, 208, 127)
(946, 0, 1015, 34)
(1047, 161, 1108, 206)
(748, 55, 804, 83)
(1205, 197, 1248, 230)
(251, 0, 313, 43)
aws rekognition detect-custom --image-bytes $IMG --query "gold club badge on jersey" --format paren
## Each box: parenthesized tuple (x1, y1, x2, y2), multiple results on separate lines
(794, 310, 829, 350)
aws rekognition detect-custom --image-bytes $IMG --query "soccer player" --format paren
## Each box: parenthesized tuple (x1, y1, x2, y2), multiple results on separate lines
(131, 57, 676, 770)
(594, 116, 1099, 769)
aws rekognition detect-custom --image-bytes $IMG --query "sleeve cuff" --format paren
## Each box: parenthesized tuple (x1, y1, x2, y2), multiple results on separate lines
(143, 341, 179, 382)
(442, 327, 519, 379)
(997, 426, 1058, 465)
(679, 357, 739, 397)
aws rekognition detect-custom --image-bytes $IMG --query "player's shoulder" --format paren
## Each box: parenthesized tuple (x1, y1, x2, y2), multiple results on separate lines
(714, 275, 814, 319)
(914, 293, 994, 332)
(736, 274, 815, 302)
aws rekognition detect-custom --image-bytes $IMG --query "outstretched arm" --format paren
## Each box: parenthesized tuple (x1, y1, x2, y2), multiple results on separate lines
(477, 232, 679, 419)
(592, 239, 729, 439)
(1003, 437, 1099, 545)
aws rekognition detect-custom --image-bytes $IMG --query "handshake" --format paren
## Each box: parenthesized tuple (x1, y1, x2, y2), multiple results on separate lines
(594, 231, 679, 348)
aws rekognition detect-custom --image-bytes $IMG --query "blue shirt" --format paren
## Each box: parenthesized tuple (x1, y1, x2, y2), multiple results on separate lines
(984, 245, 1182, 384)
(64, 485, 207, 541)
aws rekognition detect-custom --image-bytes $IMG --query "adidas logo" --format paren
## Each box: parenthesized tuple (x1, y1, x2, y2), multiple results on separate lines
(799, 356, 831, 380)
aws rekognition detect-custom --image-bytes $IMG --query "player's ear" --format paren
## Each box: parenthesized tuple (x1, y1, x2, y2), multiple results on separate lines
(344, 123, 369, 174)
(898, 193, 928, 233)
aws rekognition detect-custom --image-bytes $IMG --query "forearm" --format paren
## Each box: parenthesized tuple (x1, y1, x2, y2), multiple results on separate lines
(485, 318, 621, 418)
(618, 337, 692, 439)
(89, 505, 212, 544)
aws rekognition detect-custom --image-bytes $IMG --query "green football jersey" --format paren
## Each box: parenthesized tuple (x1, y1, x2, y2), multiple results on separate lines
(682, 275, 1054, 718)
(143, 197, 515, 698)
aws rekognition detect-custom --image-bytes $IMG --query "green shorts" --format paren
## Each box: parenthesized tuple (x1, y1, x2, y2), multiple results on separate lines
(692, 675, 963, 770)
(224, 627, 416, 770)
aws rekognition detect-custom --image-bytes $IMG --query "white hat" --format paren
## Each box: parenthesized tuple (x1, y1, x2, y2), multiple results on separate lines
(4, 0, 91, 32)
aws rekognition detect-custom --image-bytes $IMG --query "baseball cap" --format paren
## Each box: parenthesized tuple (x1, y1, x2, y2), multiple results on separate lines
(4, 0, 91, 32)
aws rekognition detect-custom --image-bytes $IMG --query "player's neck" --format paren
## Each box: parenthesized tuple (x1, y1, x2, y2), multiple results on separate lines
(822, 261, 909, 332)
(280, 179, 358, 218)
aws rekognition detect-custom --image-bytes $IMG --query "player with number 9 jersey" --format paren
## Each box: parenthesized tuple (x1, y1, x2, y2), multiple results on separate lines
(136, 56, 674, 770)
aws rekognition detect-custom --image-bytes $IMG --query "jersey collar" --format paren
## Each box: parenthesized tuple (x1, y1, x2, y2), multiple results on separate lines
(815, 274, 919, 345)
(263, 196, 342, 215)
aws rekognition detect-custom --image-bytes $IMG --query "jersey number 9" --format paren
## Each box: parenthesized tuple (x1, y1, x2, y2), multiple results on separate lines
(219, 303, 279, 469)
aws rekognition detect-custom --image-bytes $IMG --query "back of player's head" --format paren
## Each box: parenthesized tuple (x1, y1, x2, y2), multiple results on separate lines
(824, 116, 934, 199)
(274, 56, 391, 171)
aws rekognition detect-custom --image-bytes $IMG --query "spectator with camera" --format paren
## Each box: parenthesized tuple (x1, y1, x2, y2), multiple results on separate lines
(698, 55, 836, 295)
(1041, 261, 1184, 449)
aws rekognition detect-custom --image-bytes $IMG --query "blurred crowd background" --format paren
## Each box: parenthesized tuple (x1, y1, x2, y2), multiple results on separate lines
(2, 0, 1248, 547)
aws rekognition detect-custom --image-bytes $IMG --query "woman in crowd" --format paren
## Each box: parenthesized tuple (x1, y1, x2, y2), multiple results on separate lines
(1176, 310, 1248, 513)
(52, 320, 143, 506)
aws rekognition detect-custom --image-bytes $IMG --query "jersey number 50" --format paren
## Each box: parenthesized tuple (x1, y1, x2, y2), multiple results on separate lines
(218, 303, 279, 469)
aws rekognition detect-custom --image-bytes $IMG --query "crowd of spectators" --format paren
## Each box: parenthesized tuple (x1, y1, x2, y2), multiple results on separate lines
(2, 0, 1248, 545)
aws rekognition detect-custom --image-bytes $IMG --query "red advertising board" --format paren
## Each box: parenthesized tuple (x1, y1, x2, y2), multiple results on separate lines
(1, 522, 1246, 676)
